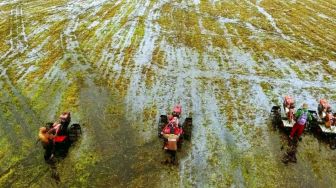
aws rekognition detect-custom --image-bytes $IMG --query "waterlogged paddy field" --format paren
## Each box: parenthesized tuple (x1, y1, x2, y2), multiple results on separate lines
(1, 0, 336, 187)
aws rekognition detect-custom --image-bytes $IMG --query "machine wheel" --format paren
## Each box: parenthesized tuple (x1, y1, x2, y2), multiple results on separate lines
(68, 123, 81, 142)
(183, 118, 192, 140)
(270, 106, 282, 130)
(314, 125, 323, 136)
(177, 138, 183, 150)
(158, 115, 168, 138)
(44, 145, 53, 161)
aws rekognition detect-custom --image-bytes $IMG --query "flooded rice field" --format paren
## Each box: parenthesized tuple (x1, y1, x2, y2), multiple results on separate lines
(1, 0, 336, 187)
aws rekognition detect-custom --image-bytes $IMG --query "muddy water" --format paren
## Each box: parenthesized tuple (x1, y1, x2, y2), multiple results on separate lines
(1, 0, 336, 187)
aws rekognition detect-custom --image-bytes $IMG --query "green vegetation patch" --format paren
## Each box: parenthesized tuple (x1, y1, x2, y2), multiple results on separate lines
(260, 0, 336, 61)
(158, 4, 204, 52)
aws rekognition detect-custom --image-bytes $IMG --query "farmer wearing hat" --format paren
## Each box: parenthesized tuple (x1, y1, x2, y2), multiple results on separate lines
(289, 103, 312, 140)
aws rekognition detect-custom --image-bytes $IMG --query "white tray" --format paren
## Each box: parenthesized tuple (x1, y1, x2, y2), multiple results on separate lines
(282, 120, 295, 128)
(319, 125, 336, 134)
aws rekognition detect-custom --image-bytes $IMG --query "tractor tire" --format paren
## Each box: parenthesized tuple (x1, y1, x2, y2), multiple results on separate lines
(68, 123, 81, 142)
(183, 118, 192, 141)
(158, 115, 167, 138)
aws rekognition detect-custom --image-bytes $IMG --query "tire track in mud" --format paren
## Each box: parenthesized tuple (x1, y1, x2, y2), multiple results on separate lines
(253, 0, 291, 41)
(0, 4, 26, 61)
(52, 78, 169, 187)
(243, 81, 323, 187)
(0, 73, 47, 188)
(0, 148, 52, 188)
(181, 79, 208, 187)
(99, 0, 155, 83)
(122, 42, 336, 187)
(0, 72, 42, 139)
(21, 6, 176, 181)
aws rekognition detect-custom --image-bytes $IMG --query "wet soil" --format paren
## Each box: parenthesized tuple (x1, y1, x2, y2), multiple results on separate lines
(1, 0, 336, 187)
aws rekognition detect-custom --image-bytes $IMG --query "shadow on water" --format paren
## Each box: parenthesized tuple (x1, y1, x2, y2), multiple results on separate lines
(50, 165, 60, 184)
(0, 77, 62, 187)
(0, 147, 59, 187)
(52, 80, 182, 187)
(1, 68, 187, 187)
(267, 117, 336, 187)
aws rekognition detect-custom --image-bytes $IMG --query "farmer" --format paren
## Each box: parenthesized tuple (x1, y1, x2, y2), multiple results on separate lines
(318, 99, 332, 118)
(172, 103, 182, 118)
(289, 103, 313, 140)
(46, 112, 71, 159)
(162, 116, 182, 139)
(283, 96, 295, 123)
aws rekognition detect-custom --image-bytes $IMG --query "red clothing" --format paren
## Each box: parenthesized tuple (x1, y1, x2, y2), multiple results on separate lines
(162, 123, 182, 135)
(54, 135, 67, 142)
(290, 122, 305, 139)
(174, 126, 183, 135)
(48, 123, 67, 143)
